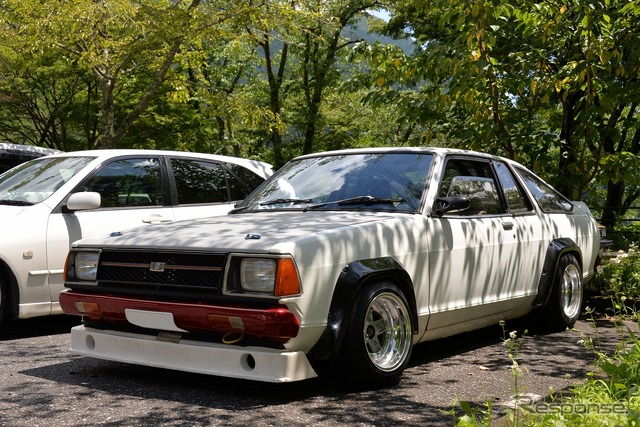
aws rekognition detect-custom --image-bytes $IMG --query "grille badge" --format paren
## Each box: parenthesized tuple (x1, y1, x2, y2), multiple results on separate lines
(150, 262, 166, 272)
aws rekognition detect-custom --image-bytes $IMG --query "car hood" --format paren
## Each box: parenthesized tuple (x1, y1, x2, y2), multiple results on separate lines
(74, 210, 401, 252)
(0, 204, 27, 218)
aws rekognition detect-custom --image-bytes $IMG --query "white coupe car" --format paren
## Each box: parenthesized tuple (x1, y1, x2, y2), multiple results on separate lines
(0, 149, 272, 324)
(60, 148, 600, 384)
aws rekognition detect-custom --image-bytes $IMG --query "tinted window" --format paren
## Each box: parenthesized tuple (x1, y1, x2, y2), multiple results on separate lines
(81, 158, 162, 208)
(171, 159, 229, 204)
(438, 158, 503, 216)
(516, 167, 573, 213)
(494, 162, 532, 214)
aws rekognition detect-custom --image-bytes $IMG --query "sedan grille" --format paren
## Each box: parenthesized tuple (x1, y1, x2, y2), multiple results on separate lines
(96, 250, 226, 295)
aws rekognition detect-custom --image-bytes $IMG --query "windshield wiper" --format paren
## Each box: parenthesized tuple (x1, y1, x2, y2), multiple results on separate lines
(259, 198, 313, 206)
(0, 199, 33, 206)
(305, 195, 406, 210)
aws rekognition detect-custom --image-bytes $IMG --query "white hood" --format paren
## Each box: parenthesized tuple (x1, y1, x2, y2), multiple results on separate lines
(73, 210, 400, 252)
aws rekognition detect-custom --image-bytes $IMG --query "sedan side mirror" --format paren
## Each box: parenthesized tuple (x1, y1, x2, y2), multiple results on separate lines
(433, 196, 471, 216)
(66, 192, 102, 211)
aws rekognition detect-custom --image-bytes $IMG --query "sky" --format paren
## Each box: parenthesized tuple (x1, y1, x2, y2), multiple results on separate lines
(370, 8, 391, 22)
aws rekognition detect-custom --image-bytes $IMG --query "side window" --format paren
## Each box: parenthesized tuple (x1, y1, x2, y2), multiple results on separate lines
(171, 159, 229, 204)
(515, 167, 573, 213)
(494, 162, 532, 214)
(82, 158, 162, 208)
(437, 158, 503, 216)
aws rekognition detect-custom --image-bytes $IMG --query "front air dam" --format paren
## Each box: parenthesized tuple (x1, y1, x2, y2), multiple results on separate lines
(69, 325, 318, 383)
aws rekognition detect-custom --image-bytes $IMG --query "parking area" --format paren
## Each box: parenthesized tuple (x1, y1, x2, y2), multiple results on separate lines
(0, 313, 633, 426)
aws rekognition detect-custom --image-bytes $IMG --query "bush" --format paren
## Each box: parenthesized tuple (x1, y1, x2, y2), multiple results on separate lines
(589, 245, 640, 304)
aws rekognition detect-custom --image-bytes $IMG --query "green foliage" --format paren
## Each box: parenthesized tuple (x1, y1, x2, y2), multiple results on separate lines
(589, 245, 640, 306)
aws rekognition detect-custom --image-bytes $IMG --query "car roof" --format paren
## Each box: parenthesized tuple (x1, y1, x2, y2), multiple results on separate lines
(0, 142, 62, 157)
(40, 148, 274, 179)
(294, 146, 513, 163)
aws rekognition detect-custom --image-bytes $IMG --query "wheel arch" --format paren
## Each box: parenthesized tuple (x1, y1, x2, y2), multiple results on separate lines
(308, 257, 418, 361)
(532, 238, 583, 309)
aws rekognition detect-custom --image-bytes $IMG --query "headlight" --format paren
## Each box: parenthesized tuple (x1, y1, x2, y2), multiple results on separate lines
(227, 255, 301, 297)
(240, 258, 276, 292)
(75, 251, 100, 281)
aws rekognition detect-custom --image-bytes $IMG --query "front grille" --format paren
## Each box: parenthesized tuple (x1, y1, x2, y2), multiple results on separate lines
(97, 250, 226, 295)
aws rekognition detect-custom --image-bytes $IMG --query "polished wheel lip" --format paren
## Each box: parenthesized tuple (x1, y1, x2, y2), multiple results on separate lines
(363, 292, 412, 372)
(561, 263, 582, 319)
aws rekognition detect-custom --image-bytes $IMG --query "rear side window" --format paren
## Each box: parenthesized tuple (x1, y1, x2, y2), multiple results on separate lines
(171, 159, 228, 204)
(81, 158, 163, 208)
(515, 167, 573, 213)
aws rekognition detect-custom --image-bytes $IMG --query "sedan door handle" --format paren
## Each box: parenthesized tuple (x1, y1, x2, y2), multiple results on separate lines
(502, 221, 514, 230)
(142, 215, 174, 224)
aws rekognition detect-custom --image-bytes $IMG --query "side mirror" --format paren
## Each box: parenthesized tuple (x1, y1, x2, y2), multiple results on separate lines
(433, 196, 471, 216)
(66, 192, 101, 211)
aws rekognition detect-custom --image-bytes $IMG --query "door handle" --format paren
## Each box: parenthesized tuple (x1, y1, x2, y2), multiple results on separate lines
(502, 221, 514, 230)
(142, 215, 173, 224)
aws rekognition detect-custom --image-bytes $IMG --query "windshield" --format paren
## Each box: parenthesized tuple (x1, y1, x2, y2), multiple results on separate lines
(0, 156, 94, 205)
(237, 152, 433, 212)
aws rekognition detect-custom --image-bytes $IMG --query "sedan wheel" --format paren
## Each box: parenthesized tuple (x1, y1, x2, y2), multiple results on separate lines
(364, 292, 412, 373)
(342, 282, 413, 385)
(545, 254, 583, 329)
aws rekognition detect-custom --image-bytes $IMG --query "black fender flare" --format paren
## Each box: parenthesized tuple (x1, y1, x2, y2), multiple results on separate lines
(308, 257, 418, 361)
(531, 238, 582, 309)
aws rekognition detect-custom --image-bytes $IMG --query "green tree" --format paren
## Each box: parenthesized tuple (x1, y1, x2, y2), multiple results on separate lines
(1, 0, 209, 148)
(364, 0, 640, 212)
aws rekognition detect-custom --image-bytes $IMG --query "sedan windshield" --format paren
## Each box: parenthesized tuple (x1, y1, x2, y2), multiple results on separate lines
(0, 156, 94, 205)
(237, 152, 433, 212)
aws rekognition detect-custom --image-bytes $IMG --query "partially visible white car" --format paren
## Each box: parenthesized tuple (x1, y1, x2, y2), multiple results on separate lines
(0, 149, 272, 324)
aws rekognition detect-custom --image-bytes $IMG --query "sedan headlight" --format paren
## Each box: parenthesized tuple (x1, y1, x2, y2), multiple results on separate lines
(226, 255, 301, 297)
(240, 258, 277, 292)
(75, 251, 100, 281)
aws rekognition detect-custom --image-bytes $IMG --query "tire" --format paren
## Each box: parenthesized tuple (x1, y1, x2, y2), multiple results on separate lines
(544, 254, 583, 330)
(340, 281, 413, 385)
(0, 273, 6, 324)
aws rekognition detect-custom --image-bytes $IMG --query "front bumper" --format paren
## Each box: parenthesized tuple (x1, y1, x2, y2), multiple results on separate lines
(59, 290, 300, 342)
(70, 325, 318, 382)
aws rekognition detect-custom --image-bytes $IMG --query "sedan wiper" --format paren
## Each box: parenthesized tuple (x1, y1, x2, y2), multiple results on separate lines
(259, 198, 313, 206)
(0, 199, 33, 206)
(305, 195, 406, 210)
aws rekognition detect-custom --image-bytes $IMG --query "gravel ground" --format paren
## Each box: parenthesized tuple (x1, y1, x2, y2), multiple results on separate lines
(0, 311, 636, 427)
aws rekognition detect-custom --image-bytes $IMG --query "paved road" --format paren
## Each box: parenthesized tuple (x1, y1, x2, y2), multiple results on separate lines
(0, 313, 634, 427)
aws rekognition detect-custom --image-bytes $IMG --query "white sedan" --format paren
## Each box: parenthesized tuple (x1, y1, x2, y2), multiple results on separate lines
(60, 147, 600, 384)
(0, 149, 272, 324)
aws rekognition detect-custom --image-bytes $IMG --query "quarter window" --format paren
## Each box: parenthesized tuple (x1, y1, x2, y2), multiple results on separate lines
(515, 167, 573, 213)
(494, 162, 532, 213)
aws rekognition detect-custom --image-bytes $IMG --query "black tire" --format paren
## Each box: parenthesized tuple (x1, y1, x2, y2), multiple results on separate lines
(543, 254, 583, 330)
(0, 273, 6, 324)
(340, 281, 413, 386)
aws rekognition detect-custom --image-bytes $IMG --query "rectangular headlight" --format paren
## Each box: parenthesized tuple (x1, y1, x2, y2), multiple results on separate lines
(240, 258, 276, 292)
(75, 251, 100, 281)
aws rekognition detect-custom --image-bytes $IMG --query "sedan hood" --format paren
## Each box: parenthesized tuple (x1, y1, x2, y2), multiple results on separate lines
(74, 210, 400, 252)
(0, 204, 27, 218)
